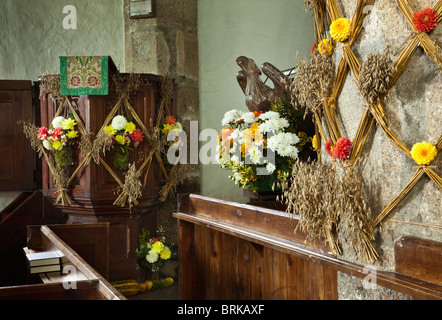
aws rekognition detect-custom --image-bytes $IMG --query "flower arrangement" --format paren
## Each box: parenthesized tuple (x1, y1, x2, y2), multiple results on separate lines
(160, 115, 183, 147)
(38, 115, 79, 168)
(329, 18, 351, 42)
(413, 8, 438, 33)
(410, 141, 437, 165)
(103, 115, 144, 170)
(136, 227, 174, 279)
(217, 99, 309, 192)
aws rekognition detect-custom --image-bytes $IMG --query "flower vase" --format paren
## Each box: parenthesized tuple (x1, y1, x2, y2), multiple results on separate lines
(151, 265, 160, 281)
(113, 145, 129, 170)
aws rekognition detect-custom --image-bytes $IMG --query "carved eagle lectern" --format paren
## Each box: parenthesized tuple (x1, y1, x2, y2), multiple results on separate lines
(236, 56, 289, 113)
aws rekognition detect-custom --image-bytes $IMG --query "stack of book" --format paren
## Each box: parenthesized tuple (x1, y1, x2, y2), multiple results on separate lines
(23, 248, 64, 275)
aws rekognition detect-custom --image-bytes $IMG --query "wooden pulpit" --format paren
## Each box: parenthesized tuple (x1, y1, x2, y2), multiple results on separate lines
(39, 69, 170, 281)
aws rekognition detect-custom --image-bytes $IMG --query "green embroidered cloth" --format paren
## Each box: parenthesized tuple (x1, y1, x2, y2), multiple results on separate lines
(60, 56, 109, 95)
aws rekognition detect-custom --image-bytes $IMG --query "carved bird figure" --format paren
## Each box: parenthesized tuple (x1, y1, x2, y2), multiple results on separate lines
(236, 56, 289, 113)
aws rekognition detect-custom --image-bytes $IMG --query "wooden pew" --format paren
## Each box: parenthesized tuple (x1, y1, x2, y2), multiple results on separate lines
(0, 223, 125, 300)
(0, 191, 45, 286)
(174, 194, 442, 300)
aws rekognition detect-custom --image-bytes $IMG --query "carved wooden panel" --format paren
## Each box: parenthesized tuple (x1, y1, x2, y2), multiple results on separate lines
(0, 80, 34, 191)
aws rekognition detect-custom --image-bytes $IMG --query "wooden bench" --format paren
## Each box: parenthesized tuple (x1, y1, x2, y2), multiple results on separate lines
(174, 194, 442, 300)
(0, 223, 125, 300)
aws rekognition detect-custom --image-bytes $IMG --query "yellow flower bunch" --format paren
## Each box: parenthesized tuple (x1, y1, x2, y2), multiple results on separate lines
(410, 141, 438, 165)
(330, 18, 351, 42)
(318, 39, 334, 56)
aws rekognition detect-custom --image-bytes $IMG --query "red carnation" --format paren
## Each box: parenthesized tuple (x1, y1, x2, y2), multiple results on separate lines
(325, 139, 333, 156)
(413, 8, 438, 33)
(332, 137, 352, 160)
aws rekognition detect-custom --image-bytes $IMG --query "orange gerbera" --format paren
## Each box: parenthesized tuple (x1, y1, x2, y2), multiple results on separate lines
(325, 139, 333, 156)
(413, 8, 438, 33)
(164, 115, 176, 125)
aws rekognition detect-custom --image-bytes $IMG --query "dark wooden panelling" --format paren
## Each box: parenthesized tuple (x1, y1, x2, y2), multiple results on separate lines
(187, 225, 338, 300)
(0, 80, 34, 191)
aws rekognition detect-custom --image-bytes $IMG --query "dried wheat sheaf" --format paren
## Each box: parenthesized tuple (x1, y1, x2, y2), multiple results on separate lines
(285, 53, 335, 115)
(281, 161, 379, 263)
(358, 51, 396, 105)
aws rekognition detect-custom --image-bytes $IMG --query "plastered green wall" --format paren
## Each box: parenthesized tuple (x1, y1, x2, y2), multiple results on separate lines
(198, 0, 315, 202)
(0, 0, 125, 81)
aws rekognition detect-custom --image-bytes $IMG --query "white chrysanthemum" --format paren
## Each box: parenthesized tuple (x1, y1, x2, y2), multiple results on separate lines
(222, 110, 244, 126)
(248, 145, 263, 164)
(146, 250, 159, 263)
(266, 162, 276, 174)
(258, 122, 268, 134)
(52, 116, 65, 129)
(242, 112, 258, 123)
(266, 118, 282, 132)
(43, 140, 53, 150)
(258, 111, 280, 121)
(111, 115, 128, 131)
(267, 135, 280, 151)
(233, 172, 242, 184)
(277, 145, 299, 158)
(230, 128, 240, 140)
(277, 132, 299, 145)
(231, 155, 240, 166)
(277, 118, 290, 130)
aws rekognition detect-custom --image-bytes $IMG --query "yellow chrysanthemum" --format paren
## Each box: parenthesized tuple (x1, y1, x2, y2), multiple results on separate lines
(125, 122, 136, 134)
(52, 140, 63, 151)
(66, 130, 79, 139)
(318, 39, 334, 56)
(62, 118, 77, 131)
(115, 135, 125, 145)
(330, 18, 351, 42)
(160, 247, 171, 260)
(312, 135, 319, 151)
(162, 124, 173, 134)
(410, 141, 437, 165)
(152, 241, 164, 253)
(105, 125, 117, 136)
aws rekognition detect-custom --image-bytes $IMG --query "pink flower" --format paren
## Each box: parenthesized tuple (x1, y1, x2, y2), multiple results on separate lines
(332, 137, 352, 160)
(51, 127, 63, 139)
(38, 127, 48, 140)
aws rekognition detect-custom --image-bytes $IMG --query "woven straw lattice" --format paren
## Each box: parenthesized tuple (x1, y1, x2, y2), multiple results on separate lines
(311, 0, 441, 228)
